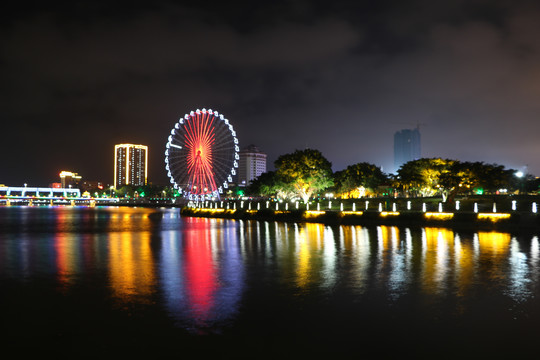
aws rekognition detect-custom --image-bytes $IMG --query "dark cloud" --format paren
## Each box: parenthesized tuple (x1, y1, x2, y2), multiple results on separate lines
(1, 0, 540, 185)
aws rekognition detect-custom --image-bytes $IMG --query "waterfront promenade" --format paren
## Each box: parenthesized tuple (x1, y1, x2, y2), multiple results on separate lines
(2, 192, 540, 230)
(181, 195, 540, 231)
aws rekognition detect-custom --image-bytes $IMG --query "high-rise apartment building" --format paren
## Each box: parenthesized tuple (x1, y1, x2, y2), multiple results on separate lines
(238, 144, 267, 186)
(114, 144, 148, 188)
(394, 127, 421, 172)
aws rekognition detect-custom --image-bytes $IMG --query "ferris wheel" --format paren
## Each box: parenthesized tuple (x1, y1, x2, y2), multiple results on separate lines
(165, 108, 239, 201)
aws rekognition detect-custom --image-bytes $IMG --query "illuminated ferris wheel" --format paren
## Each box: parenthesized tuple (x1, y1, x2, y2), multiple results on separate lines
(165, 108, 239, 200)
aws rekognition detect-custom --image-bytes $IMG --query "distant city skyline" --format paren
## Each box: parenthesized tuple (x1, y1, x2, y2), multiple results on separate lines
(2, 1, 540, 186)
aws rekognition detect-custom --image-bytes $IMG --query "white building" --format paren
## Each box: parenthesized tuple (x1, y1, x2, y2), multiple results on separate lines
(238, 144, 267, 186)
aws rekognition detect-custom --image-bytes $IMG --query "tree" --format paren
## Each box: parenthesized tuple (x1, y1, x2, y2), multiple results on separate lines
(333, 162, 388, 198)
(474, 163, 515, 193)
(396, 158, 454, 197)
(524, 175, 540, 194)
(415, 160, 518, 201)
(438, 161, 479, 201)
(110, 184, 175, 198)
(246, 171, 292, 198)
(274, 149, 334, 203)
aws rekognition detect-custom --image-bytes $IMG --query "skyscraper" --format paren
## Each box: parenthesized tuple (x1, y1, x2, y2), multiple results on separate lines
(238, 144, 267, 186)
(114, 144, 148, 188)
(394, 127, 421, 172)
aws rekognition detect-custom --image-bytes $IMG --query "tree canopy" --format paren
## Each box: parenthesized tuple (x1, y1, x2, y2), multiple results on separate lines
(333, 162, 388, 198)
(438, 161, 517, 200)
(396, 158, 454, 197)
(396, 158, 517, 200)
(246, 153, 527, 202)
(246, 171, 295, 199)
(274, 148, 333, 203)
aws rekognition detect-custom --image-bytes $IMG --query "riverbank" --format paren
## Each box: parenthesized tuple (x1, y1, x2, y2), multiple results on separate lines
(180, 206, 540, 232)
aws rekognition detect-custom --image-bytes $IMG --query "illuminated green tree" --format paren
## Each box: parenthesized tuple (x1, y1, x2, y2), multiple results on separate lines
(396, 158, 455, 197)
(274, 149, 333, 203)
(246, 171, 291, 198)
(333, 162, 388, 198)
(439, 161, 516, 200)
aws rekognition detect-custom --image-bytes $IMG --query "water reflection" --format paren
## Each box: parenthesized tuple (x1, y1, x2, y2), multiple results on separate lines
(234, 222, 540, 307)
(54, 232, 79, 290)
(108, 231, 155, 301)
(531, 236, 540, 289)
(160, 217, 244, 333)
(349, 226, 372, 295)
(422, 227, 453, 295)
(2, 206, 540, 336)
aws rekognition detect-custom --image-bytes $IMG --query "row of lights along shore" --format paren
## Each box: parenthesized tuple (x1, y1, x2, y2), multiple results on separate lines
(189, 199, 539, 214)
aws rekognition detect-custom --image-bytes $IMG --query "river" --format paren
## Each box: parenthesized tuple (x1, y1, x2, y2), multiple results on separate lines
(1, 205, 539, 358)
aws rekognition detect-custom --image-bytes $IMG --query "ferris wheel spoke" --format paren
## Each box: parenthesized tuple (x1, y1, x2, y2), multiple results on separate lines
(165, 108, 239, 200)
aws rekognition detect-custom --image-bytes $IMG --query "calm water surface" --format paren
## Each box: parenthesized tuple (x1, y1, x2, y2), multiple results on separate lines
(1, 206, 540, 358)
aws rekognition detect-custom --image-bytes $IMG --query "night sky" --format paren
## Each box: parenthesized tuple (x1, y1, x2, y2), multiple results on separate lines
(2, 0, 539, 187)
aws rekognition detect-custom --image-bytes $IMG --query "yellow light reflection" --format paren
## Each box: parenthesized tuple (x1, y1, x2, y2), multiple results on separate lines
(477, 231, 511, 284)
(339, 225, 354, 250)
(109, 231, 155, 301)
(422, 227, 454, 294)
(296, 223, 326, 289)
(377, 225, 399, 251)
(477, 231, 511, 254)
(376, 226, 400, 289)
(54, 232, 79, 290)
(296, 226, 310, 288)
(453, 235, 476, 299)
(349, 226, 371, 293)
(106, 208, 152, 231)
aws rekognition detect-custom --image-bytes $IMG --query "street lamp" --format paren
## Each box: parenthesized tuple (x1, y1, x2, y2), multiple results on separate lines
(515, 171, 524, 195)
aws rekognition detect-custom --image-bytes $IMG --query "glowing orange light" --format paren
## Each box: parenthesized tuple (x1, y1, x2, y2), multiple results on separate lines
(477, 213, 511, 222)
(424, 212, 454, 220)
(380, 211, 400, 217)
(303, 210, 326, 219)
(341, 211, 364, 215)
